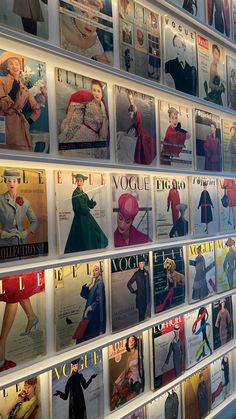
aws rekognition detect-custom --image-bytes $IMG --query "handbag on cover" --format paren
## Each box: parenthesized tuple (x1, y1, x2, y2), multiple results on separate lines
(72, 319, 89, 340)
(221, 190, 229, 208)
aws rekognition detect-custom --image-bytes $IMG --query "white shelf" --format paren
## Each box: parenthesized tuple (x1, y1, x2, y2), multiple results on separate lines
(208, 394, 236, 418)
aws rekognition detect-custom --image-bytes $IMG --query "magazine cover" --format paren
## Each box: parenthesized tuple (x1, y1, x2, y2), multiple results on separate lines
(218, 178, 236, 232)
(52, 351, 104, 419)
(195, 109, 222, 172)
(184, 305, 213, 369)
(0, 0, 48, 38)
(226, 55, 236, 110)
(0, 271, 45, 373)
(222, 118, 236, 172)
(122, 406, 145, 419)
(215, 238, 236, 292)
(119, 1, 161, 81)
(187, 241, 216, 303)
(197, 34, 226, 106)
(0, 167, 48, 262)
(159, 101, 193, 168)
(59, 0, 113, 65)
(55, 68, 110, 159)
(151, 316, 185, 390)
(110, 253, 150, 333)
(232, 0, 236, 41)
(207, 0, 231, 37)
(211, 354, 233, 409)
(190, 176, 219, 238)
(112, 173, 153, 247)
(154, 175, 189, 239)
(146, 385, 182, 419)
(0, 49, 49, 153)
(55, 171, 108, 255)
(169, 0, 205, 20)
(184, 367, 211, 419)
(153, 247, 185, 314)
(114, 85, 156, 165)
(109, 334, 144, 411)
(212, 297, 233, 350)
(54, 261, 106, 351)
(163, 15, 197, 96)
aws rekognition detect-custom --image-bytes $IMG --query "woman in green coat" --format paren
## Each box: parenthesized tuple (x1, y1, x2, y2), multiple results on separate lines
(64, 174, 108, 254)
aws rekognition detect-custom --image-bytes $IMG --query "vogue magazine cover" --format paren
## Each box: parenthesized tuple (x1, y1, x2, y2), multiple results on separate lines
(112, 173, 153, 247)
(55, 170, 108, 255)
(55, 68, 110, 159)
(109, 334, 144, 411)
(218, 178, 236, 232)
(59, 0, 113, 65)
(212, 297, 233, 350)
(0, 0, 48, 38)
(0, 49, 49, 153)
(207, 0, 231, 37)
(0, 167, 48, 262)
(151, 316, 185, 390)
(215, 238, 236, 292)
(146, 385, 182, 419)
(184, 367, 211, 419)
(0, 375, 42, 418)
(222, 118, 236, 172)
(187, 241, 216, 303)
(0, 270, 46, 373)
(159, 100, 193, 168)
(197, 35, 226, 106)
(154, 175, 189, 240)
(114, 85, 156, 165)
(52, 351, 104, 419)
(153, 247, 185, 314)
(226, 55, 236, 110)
(195, 109, 222, 172)
(119, 0, 161, 81)
(184, 305, 213, 369)
(170, 0, 205, 20)
(190, 176, 219, 238)
(110, 253, 150, 333)
(211, 354, 233, 409)
(163, 15, 197, 96)
(54, 261, 106, 351)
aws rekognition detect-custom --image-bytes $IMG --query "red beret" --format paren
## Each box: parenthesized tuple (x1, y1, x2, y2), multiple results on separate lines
(118, 193, 139, 219)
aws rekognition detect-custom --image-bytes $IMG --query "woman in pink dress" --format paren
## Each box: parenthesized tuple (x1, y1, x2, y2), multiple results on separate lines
(204, 121, 222, 171)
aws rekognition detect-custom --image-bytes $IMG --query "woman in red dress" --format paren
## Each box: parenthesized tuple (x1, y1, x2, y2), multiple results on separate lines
(204, 122, 222, 171)
(222, 178, 236, 229)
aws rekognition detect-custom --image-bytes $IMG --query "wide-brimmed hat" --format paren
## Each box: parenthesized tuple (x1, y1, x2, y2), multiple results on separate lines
(174, 325, 180, 331)
(118, 193, 139, 219)
(71, 358, 80, 365)
(73, 173, 88, 181)
(225, 238, 235, 247)
(2, 169, 21, 179)
(0, 51, 24, 70)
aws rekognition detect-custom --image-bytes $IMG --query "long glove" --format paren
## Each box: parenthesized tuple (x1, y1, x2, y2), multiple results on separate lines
(1, 230, 21, 239)
(8, 80, 20, 101)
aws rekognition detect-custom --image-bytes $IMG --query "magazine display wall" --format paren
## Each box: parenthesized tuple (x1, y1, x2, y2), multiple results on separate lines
(1, 0, 236, 418)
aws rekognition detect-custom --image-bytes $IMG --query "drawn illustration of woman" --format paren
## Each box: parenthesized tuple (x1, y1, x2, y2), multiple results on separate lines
(223, 238, 236, 289)
(215, 299, 231, 346)
(229, 68, 236, 110)
(208, 0, 230, 36)
(204, 121, 221, 171)
(222, 179, 236, 229)
(192, 245, 209, 301)
(197, 182, 214, 234)
(193, 306, 212, 360)
(228, 123, 236, 171)
(204, 44, 225, 106)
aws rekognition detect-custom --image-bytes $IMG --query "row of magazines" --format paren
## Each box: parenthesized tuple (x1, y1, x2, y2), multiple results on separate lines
(1, 46, 236, 170)
(1, 167, 236, 262)
(0, 312, 234, 418)
(1, 1, 236, 109)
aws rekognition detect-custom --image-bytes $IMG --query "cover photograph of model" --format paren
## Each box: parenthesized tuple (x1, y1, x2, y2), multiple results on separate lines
(114, 85, 156, 165)
(184, 367, 211, 419)
(146, 385, 182, 419)
(119, 0, 161, 81)
(109, 334, 144, 411)
(155, 175, 189, 240)
(54, 261, 106, 351)
(153, 247, 185, 314)
(52, 351, 104, 419)
(0, 167, 48, 262)
(55, 170, 108, 255)
(159, 101, 193, 168)
(0, 0, 48, 38)
(188, 241, 216, 303)
(184, 305, 213, 369)
(207, 0, 231, 37)
(222, 119, 236, 171)
(190, 176, 219, 238)
(59, 0, 113, 65)
(122, 406, 145, 419)
(151, 316, 185, 390)
(195, 109, 222, 172)
(110, 253, 150, 333)
(218, 178, 236, 232)
(212, 297, 233, 350)
(55, 68, 110, 159)
(170, 0, 205, 21)
(0, 375, 42, 418)
(0, 270, 45, 374)
(163, 15, 197, 96)
(211, 354, 233, 409)
(0, 49, 49, 153)
(215, 238, 236, 292)
(197, 35, 226, 106)
(226, 56, 236, 110)
(112, 173, 153, 247)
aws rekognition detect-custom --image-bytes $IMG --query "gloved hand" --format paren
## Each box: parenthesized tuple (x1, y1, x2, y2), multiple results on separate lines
(176, 122, 187, 134)
(90, 199, 97, 208)
(18, 230, 28, 240)
(1, 230, 21, 239)
(27, 117, 34, 125)
(8, 80, 20, 101)
(84, 305, 92, 319)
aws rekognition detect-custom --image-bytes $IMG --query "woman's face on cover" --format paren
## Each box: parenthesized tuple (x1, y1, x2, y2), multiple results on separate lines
(23, 383, 35, 397)
(91, 83, 103, 101)
(6, 177, 18, 194)
(76, 178, 84, 190)
(117, 213, 132, 236)
(77, 6, 100, 37)
(169, 111, 178, 128)
(7, 58, 21, 78)
(92, 265, 100, 278)
(128, 336, 135, 350)
(210, 123, 216, 135)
